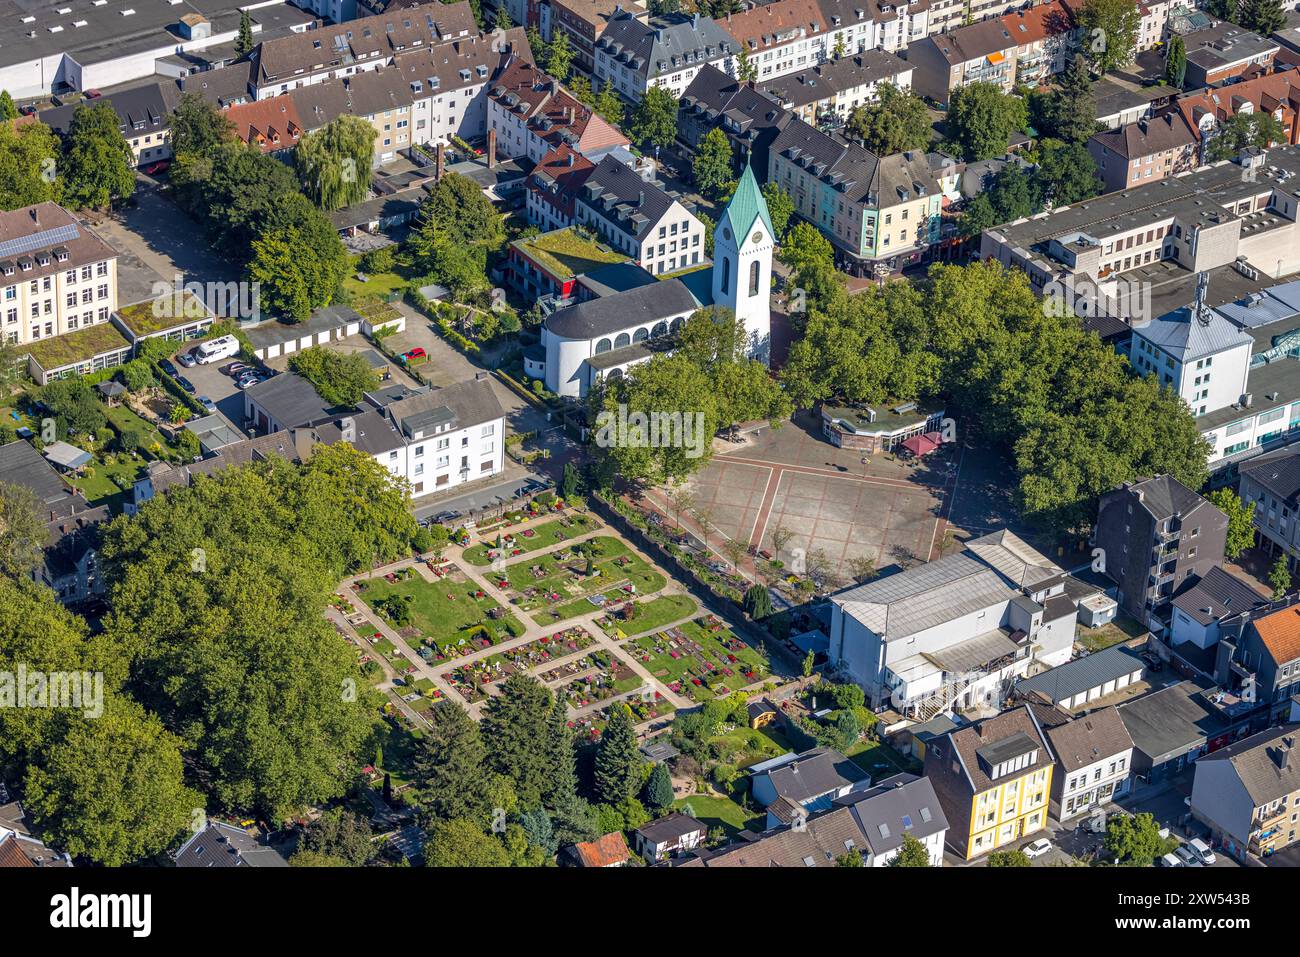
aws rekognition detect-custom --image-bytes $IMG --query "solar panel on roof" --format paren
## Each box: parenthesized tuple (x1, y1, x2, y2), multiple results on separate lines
(0, 223, 80, 259)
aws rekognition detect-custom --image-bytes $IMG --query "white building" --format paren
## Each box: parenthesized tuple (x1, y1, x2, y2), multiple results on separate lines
(711, 164, 774, 364)
(1041, 706, 1136, 820)
(721, 0, 831, 84)
(594, 10, 737, 100)
(829, 529, 1077, 714)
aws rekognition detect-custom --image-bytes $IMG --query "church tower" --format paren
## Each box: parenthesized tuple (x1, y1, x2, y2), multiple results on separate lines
(711, 163, 773, 365)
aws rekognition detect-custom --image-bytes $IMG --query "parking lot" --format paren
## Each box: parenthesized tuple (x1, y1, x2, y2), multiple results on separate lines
(167, 344, 254, 438)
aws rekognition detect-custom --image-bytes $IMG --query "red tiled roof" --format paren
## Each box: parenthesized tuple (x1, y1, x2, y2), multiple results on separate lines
(571, 831, 629, 867)
(0, 834, 36, 868)
(225, 95, 305, 153)
(1175, 67, 1300, 141)
(722, 0, 828, 51)
(529, 144, 596, 217)
(1252, 605, 1300, 667)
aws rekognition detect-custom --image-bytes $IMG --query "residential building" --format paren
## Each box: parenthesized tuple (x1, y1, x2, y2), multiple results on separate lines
(924, 0, 1027, 37)
(173, 822, 288, 867)
(631, 813, 706, 862)
(0, 203, 118, 350)
(563, 832, 631, 866)
(526, 145, 598, 231)
(1093, 475, 1227, 625)
(679, 66, 794, 183)
(1172, 67, 1300, 160)
(1116, 678, 1247, 782)
(1170, 565, 1271, 648)
(720, 0, 831, 84)
(487, 57, 629, 165)
(1179, 21, 1279, 89)
(759, 49, 912, 124)
(574, 155, 705, 275)
(924, 705, 1055, 860)
(1035, 704, 1136, 820)
(1138, 0, 1177, 51)
(685, 772, 948, 866)
(225, 95, 306, 155)
(550, 0, 647, 73)
(252, 1, 479, 99)
(39, 81, 181, 168)
(594, 11, 737, 100)
(768, 118, 941, 276)
(506, 225, 627, 302)
(821, 0, 930, 56)
(1190, 723, 1300, 860)
(1239, 603, 1300, 721)
(126, 430, 304, 515)
(749, 748, 871, 829)
(1087, 113, 1199, 194)
(908, 18, 1021, 102)
(829, 529, 1077, 714)
(1014, 645, 1147, 711)
(0, 801, 72, 867)
(1242, 445, 1300, 571)
(1094, 78, 1178, 129)
(1003, 0, 1080, 87)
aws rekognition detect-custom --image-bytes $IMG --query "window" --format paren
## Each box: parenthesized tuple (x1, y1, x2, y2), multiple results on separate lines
(719, 257, 730, 295)
(748, 260, 760, 297)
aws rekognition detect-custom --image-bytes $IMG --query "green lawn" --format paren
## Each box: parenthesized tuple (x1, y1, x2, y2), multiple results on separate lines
(356, 570, 524, 651)
(846, 739, 920, 777)
(709, 725, 793, 772)
(1076, 611, 1146, 653)
(600, 593, 698, 637)
(624, 617, 769, 702)
(462, 514, 597, 565)
(505, 536, 667, 616)
(672, 794, 763, 837)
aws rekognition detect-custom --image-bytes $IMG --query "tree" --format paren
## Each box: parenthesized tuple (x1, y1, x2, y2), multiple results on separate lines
(594, 703, 643, 804)
(289, 346, 381, 407)
(846, 83, 932, 155)
(1103, 811, 1175, 866)
(1033, 139, 1102, 208)
(413, 171, 505, 252)
(1271, 555, 1292, 600)
(0, 90, 16, 121)
(744, 583, 773, 620)
(1209, 111, 1286, 161)
(643, 762, 674, 813)
(1034, 56, 1099, 145)
(168, 91, 236, 159)
(411, 700, 492, 825)
(0, 121, 61, 211)
(946, 82, 1027, 162)
(594, 86, 624, 127)
(668, 486, 695, 529)
(294, 115, 376, 210)
(543, 698, 580, 809)
(23, 698, 200, 866)
(837, 847, 864, 866)
(1165, 35, 1188, 89)
(1077, 0, 1141, 74)
(988, 849, 1032, 866)
(235, 9, 254, 56)
(846, 554, 877, 583)
(561, 461, 581, 500)
(296, 808, 375, 866)
(545, 30, 574, 81)
(0, 481, 46, 580)
(425, 818, 509, 867)
(247, 193, 349, 321)
(889, 833, 932, 867)
(761, 182, 794, 240)
(1240, 0, 1287, 35)
(736, 46, 757, 84)
(480, 675, 555, 809)
(802, 649, 815, 677)
(60, 102, 135, 209)
(628, 86, 678, 152)
(1207, 488, 1256, 559)
(693, 128, 736, 202)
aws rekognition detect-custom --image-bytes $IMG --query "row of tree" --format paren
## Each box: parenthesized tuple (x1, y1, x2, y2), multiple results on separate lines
(0, 99, 135, 212)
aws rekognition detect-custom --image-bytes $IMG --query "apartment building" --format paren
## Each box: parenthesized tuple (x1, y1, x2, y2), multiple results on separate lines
(1138, 0, 1176, 52)
(0, 203, 118, 350)
(1036, 705, 1136, 821)
(550, 0, 647, 73)
(1191, 723, 1300, 861)
(768, 118, 941, 275)
(679, 66, 794, 183)
(39, 81, 181, 168)
(1181, 21, 1279, 89)
(1087, 113, 1199, 193)
(759, 49, 912, 124)
(1093, 475, 1228, 624)
(594, 10, 737, 100)
(488, 58, 629, 164)
(225, 96, 306, 155)
(924, 0, 1026, 39)
(828, 529, 1076, 714)
(253, 1, 479, 99)
(924, 706, 1056, 860)
(720, 0, 831, 84)
(1241, 445, 1300, 575)
(1173, 67, 1300, 160)
(526, 145, 598, 231)
(574, 156, 705, 275)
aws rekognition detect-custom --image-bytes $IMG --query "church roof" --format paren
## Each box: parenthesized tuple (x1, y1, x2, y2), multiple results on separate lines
(722, 164, 775, 243)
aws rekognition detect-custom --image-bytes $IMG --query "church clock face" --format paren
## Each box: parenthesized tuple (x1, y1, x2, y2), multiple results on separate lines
(751, 231, 763, 244)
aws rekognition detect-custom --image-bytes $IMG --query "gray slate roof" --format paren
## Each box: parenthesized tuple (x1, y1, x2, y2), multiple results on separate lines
(0, 439, 69, 506)
(545, 277, 700, 340)
(245, 372, 339, 430)
(1197, 723, 1300, 805)
(759, 49, 910, 109)
(1241, 444, 1300, 505)
(173, 822, 288, 868)
(1043, 707, 1135, 772)
(1015, 646, 1146, 704)
(835, 772, 948, 856)
(580, 155, 682, 243)
(1171, 566, 1269, 626)
(751, 747, 868, 804)
(597, 11, 736, 81)
(386, 375, 505, 434)
(1135, 304, 1254, 362)
(635, 812, 706, 844)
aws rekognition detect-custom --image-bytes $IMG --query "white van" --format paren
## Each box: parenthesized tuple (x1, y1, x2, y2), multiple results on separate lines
(1158, 853, 1183, 867)
(1188, 837, 1217, 865)
(195, 335, 239, 365)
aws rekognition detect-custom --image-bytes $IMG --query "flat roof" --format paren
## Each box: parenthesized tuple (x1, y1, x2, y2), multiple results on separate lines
(114, 292, 214, 337)
(511, 226, 625, 281)
(24, 321, 131, 370)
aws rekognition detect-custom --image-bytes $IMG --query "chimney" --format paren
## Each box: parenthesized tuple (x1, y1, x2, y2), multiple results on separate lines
(638, 189, 645, 206)
(435, 141, 446, 180)
(488, 128, 498, 169)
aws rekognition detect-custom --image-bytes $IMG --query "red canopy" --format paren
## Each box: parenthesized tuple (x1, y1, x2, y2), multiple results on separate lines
(901, 432, 942, 457)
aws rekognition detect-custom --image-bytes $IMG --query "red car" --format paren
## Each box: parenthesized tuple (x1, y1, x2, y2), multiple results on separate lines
(85, 89, 102, 99)
(142, 160, 170, 176)
(399, 347, 427, 364)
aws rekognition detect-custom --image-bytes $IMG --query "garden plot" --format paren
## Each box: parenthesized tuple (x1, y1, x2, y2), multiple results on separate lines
(352, 564, 525, 657)
(495, 535, 666, 621)
(625, 616, 769, 703)
(438, 626, 598, 704)
(593, 593, 698, 638)
(462, 512, 598, 566)
(552, 649, 646, 712)
(568, 693, 677, 742)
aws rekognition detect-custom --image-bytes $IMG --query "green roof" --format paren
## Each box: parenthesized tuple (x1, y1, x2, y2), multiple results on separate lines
(511, 227, 626, 281)
(114, 292, 215, 337)
(25, 322, 132, 370)
(722, 164, 775, 244)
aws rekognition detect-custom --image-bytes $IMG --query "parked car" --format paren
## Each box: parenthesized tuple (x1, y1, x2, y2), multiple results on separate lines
(1141, 652, 1164, 672)
(196, 396, 217, 414)
(432, 510, 460, 524)
(1023, 838, 1053, 859)
(1158, 852, 1183, 867)
(177, 349, 198, 368)
(1188, 837, 1216, 865)
(85, 89, 102, 98)
(237, 372, 267, 391)
(175, 375, 196, 394)
(159, 358, 179, 378)
(1174, 844, 1204, 866)
(18, 105, 36, 116)
(142, 160, 170, 176)
(399, 347, 427, 364)
(222, 361, 249, 377)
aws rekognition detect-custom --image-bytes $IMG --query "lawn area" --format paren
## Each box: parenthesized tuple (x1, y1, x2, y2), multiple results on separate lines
(846, 739, 920, 778)
(709, 725, 794, 772)
(597, 593, 698, 638)
(462, 513, 598, 565)
(672, 794, 763, 837)
(1076, 610, 1146, 653)
(624, 616, 769, 702)
(71, 455, 146, 509)
(354, 568, 524, 652)
(104, 404, 172, 458)
(343, 254, 418, 301)
(503, 536, 667, 616)
(510, 227, 625, 281)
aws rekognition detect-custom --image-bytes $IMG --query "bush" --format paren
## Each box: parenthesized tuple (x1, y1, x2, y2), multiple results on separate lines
(289, 347, 380, 408)
(359, 246, 396, 274)
(118, 429, 142, 454)
(119, 360, 155, 393)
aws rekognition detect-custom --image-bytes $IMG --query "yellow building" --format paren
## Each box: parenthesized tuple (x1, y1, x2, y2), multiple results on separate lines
(923, 705, 1055, 860)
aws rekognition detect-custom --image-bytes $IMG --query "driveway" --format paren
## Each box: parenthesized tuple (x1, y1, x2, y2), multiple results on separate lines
(168, 347, 248, 438)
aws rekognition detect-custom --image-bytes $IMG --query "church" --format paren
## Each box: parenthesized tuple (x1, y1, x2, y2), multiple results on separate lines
(530, 165, 774, 399)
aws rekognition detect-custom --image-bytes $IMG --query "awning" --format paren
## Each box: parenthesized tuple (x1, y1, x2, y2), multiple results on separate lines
(987, 51, 1006, 65)
(900, 432, 942, 456)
